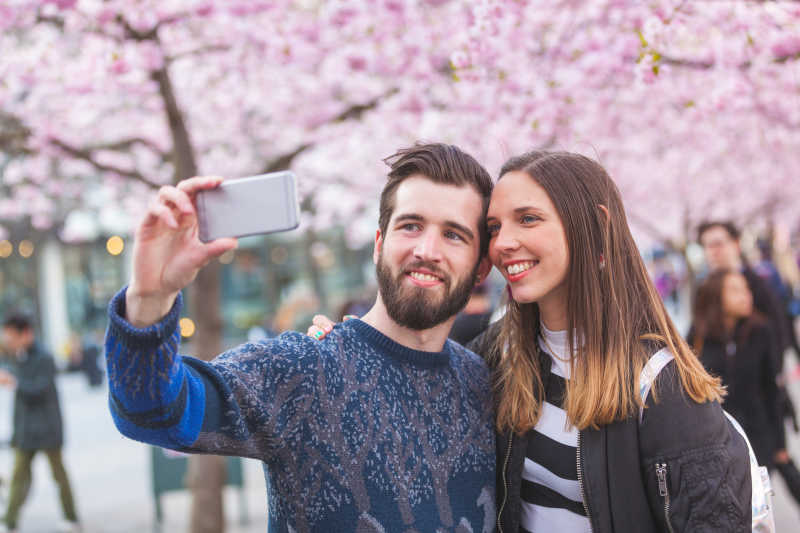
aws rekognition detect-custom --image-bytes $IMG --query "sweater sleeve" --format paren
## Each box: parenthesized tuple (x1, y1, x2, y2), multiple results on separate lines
(104, 287, 320, 460)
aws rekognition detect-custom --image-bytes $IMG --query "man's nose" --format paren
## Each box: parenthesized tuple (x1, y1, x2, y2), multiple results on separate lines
(413, 231, 443, 261)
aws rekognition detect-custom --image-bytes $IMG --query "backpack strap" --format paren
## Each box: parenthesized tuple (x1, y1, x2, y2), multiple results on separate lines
(638, 348, 674, 423)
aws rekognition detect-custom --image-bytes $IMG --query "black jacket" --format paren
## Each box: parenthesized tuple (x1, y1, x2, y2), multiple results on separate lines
(468, 322, 752, 533)
(691, 319, 781, 469)
(742, 267, 790, 362)
(9, 343, 64, 450)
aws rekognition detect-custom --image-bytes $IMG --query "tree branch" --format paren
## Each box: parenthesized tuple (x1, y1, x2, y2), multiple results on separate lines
(261, 144, 313, 173)
(333, 88, 400, 123)
(50, 138, 161, 188)
(166, 45, 231, 64)
(0, 111, 32, 156)
(655, 49, 798, 71)
(87, 137, 169, 158)
(259, 88, 400, 173)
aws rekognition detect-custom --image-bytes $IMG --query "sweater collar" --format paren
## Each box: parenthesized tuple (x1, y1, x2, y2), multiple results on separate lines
(347, 319, 451, 368)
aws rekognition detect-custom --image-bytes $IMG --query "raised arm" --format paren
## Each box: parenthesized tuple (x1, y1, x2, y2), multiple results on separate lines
(105, 177, 317, 460)
(125, 176, 236, 327)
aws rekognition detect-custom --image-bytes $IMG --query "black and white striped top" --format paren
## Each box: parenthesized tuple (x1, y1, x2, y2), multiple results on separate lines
(520, 323, 591, 533)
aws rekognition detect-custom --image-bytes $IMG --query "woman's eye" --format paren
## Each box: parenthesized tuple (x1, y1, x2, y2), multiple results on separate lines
(521, 214, 539, 224)
(487, 224, 500, 236)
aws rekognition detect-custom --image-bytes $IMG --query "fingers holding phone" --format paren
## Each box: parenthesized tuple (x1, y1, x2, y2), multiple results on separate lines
(127, 176, 238, 327)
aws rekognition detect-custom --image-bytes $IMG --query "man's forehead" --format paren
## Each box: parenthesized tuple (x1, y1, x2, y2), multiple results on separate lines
(393, 176, 483, 209)
(702, 226, 735, 244)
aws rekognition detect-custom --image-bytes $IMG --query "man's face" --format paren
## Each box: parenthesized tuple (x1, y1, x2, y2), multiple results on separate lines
(2, 327, 31, 354)
(700, 225, 741, 271)
(375, 175, 486, 330)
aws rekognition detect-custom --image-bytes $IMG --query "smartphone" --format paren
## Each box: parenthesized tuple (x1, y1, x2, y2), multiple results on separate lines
(196, 171, 300, 242)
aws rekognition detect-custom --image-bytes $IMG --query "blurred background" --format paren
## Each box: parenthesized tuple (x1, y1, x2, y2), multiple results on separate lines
(1, 0, 799, 531)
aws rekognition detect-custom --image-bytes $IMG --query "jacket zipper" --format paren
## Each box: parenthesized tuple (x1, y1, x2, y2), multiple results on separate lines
(656, 463, 675, 533)
(496, 432, 513, 533)
(576, 431, 594, 531)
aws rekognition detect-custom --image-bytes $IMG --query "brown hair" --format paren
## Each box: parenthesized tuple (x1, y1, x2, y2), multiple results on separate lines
(380, 143, 493, 256)
(697, 220, 740, 243)
(492, 151, 723, 433)
(691, 268, 761, 352)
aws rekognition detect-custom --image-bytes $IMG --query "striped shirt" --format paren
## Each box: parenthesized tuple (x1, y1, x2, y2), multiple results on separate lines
(520, 324, 591, 533)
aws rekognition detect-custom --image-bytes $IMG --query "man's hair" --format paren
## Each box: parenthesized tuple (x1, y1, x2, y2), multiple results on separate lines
(2, 313, 33, 332)
(379, 143, 493, 256)
(697, 220, 740, 243)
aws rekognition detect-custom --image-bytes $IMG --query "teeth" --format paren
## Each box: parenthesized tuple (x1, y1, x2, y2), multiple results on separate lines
(409, 271, 439, 282)
(506, 261, 536, 275)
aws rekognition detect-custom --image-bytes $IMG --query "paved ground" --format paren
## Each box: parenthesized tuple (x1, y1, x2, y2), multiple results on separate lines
(0, 374, 267, 533)
(1, 365, 799, 532)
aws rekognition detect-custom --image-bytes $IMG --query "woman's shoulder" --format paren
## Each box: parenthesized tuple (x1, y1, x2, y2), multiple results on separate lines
(639, 355, 731, 456)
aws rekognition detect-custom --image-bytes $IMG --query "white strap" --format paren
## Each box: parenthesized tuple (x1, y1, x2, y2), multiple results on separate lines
(638, 348, 674, 423)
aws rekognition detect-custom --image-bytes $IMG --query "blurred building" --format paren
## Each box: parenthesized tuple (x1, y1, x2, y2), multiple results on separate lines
(0, 228, 374, 362)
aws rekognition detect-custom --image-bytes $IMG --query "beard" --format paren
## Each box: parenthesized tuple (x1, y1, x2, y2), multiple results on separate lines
(376, 252, 478, 331)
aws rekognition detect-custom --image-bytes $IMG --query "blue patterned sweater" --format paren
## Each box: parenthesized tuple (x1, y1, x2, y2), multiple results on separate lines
(105, 288, 496, 533)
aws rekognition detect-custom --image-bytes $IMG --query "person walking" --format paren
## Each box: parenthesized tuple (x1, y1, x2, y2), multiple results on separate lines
(0, 313, 80, 533)
(690, 269, 782, 470)
(698, 220, 800, 499)
(105, 143, 497, 532)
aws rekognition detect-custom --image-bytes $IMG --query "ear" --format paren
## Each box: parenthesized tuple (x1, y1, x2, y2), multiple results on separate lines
(372, 229, 383, 265)
(598, 204, 610, 222)
(475, 257, 492, 285)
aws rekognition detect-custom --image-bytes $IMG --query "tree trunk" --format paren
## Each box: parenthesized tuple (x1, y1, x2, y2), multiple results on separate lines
(154, 61, 227, 533)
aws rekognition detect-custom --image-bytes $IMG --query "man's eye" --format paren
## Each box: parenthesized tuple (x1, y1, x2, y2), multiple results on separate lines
(445, 230, 464, 241)
(401, 223, 421, 231)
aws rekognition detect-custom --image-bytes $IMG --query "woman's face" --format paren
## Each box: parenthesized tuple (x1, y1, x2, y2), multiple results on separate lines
(721, 272, 753, 319)
(486, 171, 570, 310)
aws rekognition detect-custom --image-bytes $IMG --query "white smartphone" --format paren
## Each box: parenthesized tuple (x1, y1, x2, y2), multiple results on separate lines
(196, 171, 300, 242)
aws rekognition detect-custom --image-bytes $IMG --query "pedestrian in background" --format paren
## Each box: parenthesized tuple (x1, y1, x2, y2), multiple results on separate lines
(0, 313, 79, 533)
(690, 270, 782, 470)
(698, 220, 800, 494)
(448, 282, 493, 346)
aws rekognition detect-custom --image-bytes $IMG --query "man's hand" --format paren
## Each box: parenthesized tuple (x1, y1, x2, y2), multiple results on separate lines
(126, 176, 238, 327)
(0, 369, 17, 388)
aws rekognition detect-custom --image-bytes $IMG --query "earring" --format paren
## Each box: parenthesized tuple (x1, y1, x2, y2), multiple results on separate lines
(599, 253, 606, 270)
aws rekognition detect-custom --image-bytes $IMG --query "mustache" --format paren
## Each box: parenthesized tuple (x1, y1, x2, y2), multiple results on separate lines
(401, 261, 448, 281)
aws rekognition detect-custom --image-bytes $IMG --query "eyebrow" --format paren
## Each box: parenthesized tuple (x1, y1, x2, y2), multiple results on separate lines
(486, 206, 546, 221)
(394, 213, 475, 242)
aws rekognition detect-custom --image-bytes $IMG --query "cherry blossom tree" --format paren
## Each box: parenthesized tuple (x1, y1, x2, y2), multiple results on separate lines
(2, 0, 799, 529)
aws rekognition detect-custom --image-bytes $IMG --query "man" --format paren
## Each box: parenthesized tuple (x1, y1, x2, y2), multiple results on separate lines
(698, 220, 800, 503)
(105, 143, 497, 532)
(0, 314, 80, 533)
(698, 221, 791, 353)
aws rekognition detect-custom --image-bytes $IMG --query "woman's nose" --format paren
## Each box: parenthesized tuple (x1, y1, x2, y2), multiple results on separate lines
(492, 227, 520, 253)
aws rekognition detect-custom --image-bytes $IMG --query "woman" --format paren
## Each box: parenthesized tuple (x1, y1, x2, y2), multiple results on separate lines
(467, 151, 750, 532)
(690, 269, 781, 470)
(311, 150, 752, 531)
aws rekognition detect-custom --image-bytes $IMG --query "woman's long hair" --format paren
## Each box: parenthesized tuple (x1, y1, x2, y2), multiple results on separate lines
(691, 269, 761, 353)
(492, 151, 723, 433)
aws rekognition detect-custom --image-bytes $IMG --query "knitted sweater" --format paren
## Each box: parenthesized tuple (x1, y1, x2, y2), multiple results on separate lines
(105, 288, 496, 533)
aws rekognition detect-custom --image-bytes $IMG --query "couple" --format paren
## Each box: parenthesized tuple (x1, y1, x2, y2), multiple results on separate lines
(105, 144, 750, 532)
